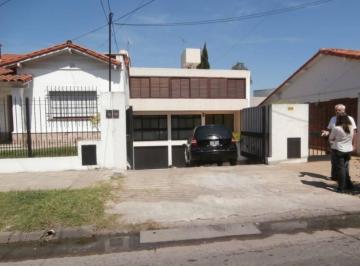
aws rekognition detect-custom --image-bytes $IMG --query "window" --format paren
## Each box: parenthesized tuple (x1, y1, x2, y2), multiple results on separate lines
(130, 78, 150, 98)
(171, 78, 190, 98)
(48, 90, 97, 120)
(130, 77, 246, 99)
(190, 78, 208, 98)
(205, 114, 234, 131)
(150, 77, 169, 98)
(209, 78, 227, 98)
(133, 115, 167, 141)
(227, 79, 246, 98)
(171, 115, 201, 140)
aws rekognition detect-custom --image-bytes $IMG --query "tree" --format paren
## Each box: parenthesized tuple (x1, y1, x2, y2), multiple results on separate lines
(231, 62, 248, 70)
(197, 43, 210, 69)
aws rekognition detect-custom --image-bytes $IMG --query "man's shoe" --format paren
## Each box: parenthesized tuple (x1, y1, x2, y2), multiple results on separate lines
(336, 188, 344, 193)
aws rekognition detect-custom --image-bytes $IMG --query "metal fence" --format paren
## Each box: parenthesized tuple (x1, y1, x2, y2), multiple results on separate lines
(309, 98, 358, 158)
(0, 88, 100, 158)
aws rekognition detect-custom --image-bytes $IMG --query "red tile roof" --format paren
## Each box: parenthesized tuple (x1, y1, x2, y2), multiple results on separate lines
(0, 67, 13, 75)
(260, 48, 360, 105)
(0, 74, 32, 83)
(320, 48, 360, 60)
(0, 40, 121, 67)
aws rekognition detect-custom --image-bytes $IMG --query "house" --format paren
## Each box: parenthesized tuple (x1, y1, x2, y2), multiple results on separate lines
(0, 42, 251, 172)
(261, 48, 360, 155)
(0, 41, 129, 167)
(128, 48, 251, 169)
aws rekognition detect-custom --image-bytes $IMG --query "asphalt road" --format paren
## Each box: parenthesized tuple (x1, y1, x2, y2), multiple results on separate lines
(2, 228, 360, 266)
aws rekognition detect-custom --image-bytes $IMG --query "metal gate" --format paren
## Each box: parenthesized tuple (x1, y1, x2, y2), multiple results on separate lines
(240, 105, 270, 163)
(309, 98, 358, 159)
(126, 106, 134, 169)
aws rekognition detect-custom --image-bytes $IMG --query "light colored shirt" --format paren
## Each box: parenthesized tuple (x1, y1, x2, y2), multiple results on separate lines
(329, 126, 354, 152)
(327, 115, 357, 130)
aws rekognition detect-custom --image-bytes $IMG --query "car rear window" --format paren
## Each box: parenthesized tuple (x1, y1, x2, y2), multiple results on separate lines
(194, 125, 232, 140)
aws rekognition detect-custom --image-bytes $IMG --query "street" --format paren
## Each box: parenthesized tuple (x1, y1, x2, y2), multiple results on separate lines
(2, 228, 360, 266)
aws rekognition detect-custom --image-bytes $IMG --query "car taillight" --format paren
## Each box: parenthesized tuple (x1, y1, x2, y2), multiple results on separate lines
(191, 137, 198, 147)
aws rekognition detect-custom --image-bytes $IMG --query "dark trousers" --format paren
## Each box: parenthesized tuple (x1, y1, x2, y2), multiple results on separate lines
(331, 150, 350, 180)
(332, 149, 353, 191)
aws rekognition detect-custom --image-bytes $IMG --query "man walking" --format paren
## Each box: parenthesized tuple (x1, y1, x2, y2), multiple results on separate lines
(321, 104, 357, 180)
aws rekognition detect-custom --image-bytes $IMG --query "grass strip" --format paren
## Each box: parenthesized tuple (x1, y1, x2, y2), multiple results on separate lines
(0, 146, 77, 158)
(0, 184, 112, 232)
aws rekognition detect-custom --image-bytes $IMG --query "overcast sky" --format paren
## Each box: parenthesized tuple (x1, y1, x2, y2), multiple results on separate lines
(1, 0, 359, 91)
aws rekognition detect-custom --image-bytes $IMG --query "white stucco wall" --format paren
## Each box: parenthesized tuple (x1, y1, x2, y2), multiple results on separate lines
(97, 92, 127, 170)
(18, 52, 121, 97)
(0, 156, 91, 173)
(129, 98, 248, 112)
(6, 51, 126, 134)
(267, 104, 309, 164)
(271, 55, 360, 103)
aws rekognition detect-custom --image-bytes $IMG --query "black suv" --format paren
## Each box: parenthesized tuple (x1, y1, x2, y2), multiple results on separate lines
(184, 124, 237, 166)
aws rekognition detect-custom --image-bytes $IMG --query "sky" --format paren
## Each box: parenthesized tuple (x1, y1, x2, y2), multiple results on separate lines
(1, 0, 360, 91)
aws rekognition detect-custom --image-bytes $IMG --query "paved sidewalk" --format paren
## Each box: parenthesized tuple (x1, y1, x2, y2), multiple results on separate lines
(0, 158, 359, 229)
(108, 158, 360, 228)
(0, 169, 114, 191)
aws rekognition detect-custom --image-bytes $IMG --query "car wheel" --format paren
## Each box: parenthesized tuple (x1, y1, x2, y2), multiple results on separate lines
(230, 160, 237, 166)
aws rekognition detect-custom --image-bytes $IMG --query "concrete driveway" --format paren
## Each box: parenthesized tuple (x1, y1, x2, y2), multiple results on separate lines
(108, 159, 360, 228)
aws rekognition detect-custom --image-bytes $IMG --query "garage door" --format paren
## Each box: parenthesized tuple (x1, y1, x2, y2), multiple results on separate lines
(134, 146, 168, 170)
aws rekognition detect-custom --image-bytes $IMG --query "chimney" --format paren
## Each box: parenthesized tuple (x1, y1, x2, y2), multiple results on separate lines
(181, 48, 201, 69)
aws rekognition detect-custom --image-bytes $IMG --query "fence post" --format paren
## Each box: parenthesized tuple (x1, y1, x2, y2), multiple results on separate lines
(25, 98, 33, 157)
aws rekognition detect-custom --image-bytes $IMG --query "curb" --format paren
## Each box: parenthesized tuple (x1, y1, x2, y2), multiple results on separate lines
(2, 212, 360, 262)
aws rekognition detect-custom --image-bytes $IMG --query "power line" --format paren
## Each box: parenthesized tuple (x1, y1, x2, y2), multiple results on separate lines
(112, 0, 155, 23)
(99, 0, 108, 21)
(0, 0, 13, 8)
(114, 0, 333, 27)
(71, 0, 156, 41)
(112, 24, 120, 52)
(107, 0, 111, 12)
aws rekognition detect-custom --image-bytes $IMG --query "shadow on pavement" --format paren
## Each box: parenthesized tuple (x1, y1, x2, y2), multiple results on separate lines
(299, 172, 329, 180)
(301, 180, 360, 195)
(301, 180, 336, 192)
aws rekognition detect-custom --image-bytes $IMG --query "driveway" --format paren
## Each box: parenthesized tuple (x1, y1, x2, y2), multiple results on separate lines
(108, 159, 360, 228)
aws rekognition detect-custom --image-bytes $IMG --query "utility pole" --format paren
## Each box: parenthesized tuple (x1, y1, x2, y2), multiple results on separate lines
(108, 12, 113, 92)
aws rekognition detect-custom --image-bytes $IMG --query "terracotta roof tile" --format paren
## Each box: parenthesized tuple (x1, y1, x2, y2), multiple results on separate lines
(0, 67, 13, 75)
(320, 48, 360, 60)
(0, 41, 120, 67)
(0, 74, 32, 83)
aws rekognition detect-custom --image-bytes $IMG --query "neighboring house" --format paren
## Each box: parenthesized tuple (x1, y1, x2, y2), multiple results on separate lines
(0, 41, 129, 146)
(261, 48, 360, 155)
(128, 48, 251, 169)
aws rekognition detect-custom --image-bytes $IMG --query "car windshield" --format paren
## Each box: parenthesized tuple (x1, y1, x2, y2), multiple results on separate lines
(194, 125, 232, 140)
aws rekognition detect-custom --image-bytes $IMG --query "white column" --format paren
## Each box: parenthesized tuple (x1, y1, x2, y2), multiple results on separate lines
(11, 88, 24, 133)
(167, 113, 172, 166)
(97, 92, 127, 170)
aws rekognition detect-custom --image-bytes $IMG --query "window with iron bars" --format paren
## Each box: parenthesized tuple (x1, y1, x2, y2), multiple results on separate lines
(47, 90, 98, 120)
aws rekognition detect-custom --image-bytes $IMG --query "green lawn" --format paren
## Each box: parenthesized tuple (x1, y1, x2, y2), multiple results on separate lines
(0, 184, 113, 232)
(0, 146, 77, 158)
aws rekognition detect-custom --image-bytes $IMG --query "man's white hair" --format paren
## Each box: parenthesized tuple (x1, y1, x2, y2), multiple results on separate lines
(335, 104, 346, 111)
